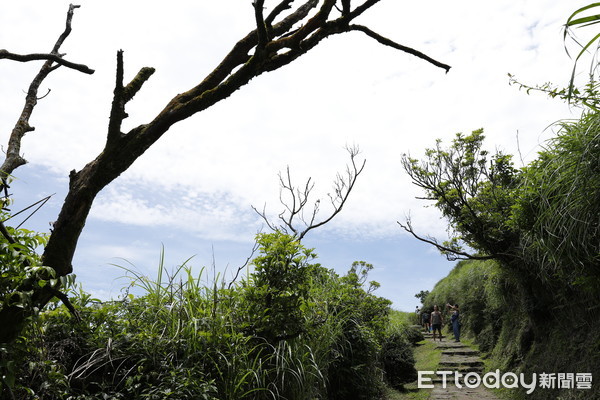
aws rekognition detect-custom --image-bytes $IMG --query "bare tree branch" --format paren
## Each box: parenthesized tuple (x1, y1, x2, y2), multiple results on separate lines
(349, 25, 451, 73)
(107, 51, 155, 145)
(254, 145, 366, 241)
(397, 219, 494, 261)
(48, 287, 82, 322)
(227, 239, 261, 290)
(254, 0, 269, 47)
(265, 0, 294, 27)
(0, 4, 92, 180)
(279, 167, 315, 235)
(0, 0, 452, 344)
(300, 145, 365, 239)
(0, 50, 94, 74)
(251, 203, 279, 233)
(0, 4, 94, 75)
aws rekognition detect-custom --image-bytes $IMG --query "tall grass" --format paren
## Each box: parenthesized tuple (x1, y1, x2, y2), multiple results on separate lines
(8, 233, 412, 399)
(512, 111, 600, 325)
(5, 234, 414, 400)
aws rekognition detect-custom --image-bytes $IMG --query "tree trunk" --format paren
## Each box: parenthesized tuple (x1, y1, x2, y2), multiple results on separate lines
(0, 1, 450, 344)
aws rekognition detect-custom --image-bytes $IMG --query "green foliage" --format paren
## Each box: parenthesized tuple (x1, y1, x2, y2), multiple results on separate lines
(324, 261, 393, 400)
(0, 221, 50, 310)
(514, 112, 600, 293)
(508, 73, 600, 111)
(424, 260, 514, 346)
(3, 233, 414, 399)
(244, 232, 315, 343)
(405, 8, 600, 396)
(401, 129, 520, 259)
(564, 3, 600, 101)
(0, 208, 58, 396)
(381, 331, 418, 390)
(510, 3, 600, 109)
(403, 121, 600, 314)
(414, 290, 429, 304)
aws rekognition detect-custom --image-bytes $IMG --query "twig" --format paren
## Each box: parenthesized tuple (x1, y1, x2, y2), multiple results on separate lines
(349, 24, 451, 73)
(397, 220, 494, 261)
(252, 146, 366, 241)
(0, 50, 94, 74)
(228, 239, 260, 290)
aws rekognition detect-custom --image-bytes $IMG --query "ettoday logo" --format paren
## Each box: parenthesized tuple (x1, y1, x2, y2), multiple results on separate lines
(418, 370, 593, 394)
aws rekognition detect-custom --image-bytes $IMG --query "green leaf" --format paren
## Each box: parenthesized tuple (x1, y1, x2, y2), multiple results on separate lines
(567, 14, 600, 28)
(566, 3, 600, 22)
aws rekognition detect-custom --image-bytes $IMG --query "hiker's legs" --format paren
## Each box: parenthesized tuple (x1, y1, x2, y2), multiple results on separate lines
(452, 320, 460, 341)
(432, 324, 440, 341)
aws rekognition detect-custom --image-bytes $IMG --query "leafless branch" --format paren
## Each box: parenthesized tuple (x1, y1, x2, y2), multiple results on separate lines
(0, 4, 94, 75)
(299, 145, 365, 239)
(0, 50, 94, 74)
(0, 0, 453, 343)
(253, 0, 269, 47)
(227, 239, 261, 290)
(0, 4, 92, 181)
(254, 145, 366, 241)
(252, 203, 279, 233)
(265, 0, 294, 27)
(278, 167, 314, 235)
(349, 25, 451, 73)
(107, 51, 155, 144)
(397, 219, 494, 261)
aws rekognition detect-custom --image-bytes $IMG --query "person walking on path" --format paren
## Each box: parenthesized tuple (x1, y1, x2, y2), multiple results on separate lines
(421, 310, 431, 332)
(447, 303, 460, 342)
(431, 305, 443, 341)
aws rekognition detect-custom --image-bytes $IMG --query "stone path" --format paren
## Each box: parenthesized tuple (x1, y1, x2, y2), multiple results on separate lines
(422, 332, 501, 400)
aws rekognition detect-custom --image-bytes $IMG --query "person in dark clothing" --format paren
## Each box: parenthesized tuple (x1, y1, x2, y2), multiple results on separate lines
(421, 310, 431, 332)
(447, 303, 460, 342)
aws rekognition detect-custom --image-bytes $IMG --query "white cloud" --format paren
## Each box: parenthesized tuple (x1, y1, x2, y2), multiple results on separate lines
(0, 0, 594, 310)
(91, 183, 261, 242)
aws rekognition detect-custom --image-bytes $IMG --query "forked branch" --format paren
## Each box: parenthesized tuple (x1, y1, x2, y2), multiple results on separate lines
(0, 0, 452, 344)
(397, 218, 494, 261)
(0, 50, 94, 74)
(0, 4, 93, 182)
(254, 145, 366, 241)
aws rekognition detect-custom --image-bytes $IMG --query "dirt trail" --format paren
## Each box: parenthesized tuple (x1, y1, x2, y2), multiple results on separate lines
(422, 331, 501, 400)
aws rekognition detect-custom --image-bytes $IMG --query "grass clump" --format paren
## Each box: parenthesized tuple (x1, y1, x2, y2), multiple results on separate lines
(3, 232, 419, 400)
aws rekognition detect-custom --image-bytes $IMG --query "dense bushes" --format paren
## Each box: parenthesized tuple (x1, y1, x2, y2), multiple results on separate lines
(424, 257, 600, 399)
(380, 331, 417, 390)
(2, 232, 418, 399)
(408, 105, 600, 398)
(423, 260, 523, 354)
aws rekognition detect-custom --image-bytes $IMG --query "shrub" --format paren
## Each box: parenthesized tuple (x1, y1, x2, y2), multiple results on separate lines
(405, 325, 425, 345)
(381, 331, 417, 389)
(4, 234, 410, 399)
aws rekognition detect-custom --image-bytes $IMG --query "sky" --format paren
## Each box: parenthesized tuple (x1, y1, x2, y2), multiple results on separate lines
(0, 1, 592, 311)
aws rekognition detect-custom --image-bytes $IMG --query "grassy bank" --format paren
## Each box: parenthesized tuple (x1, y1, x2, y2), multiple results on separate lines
(384, 331, 443, 400)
